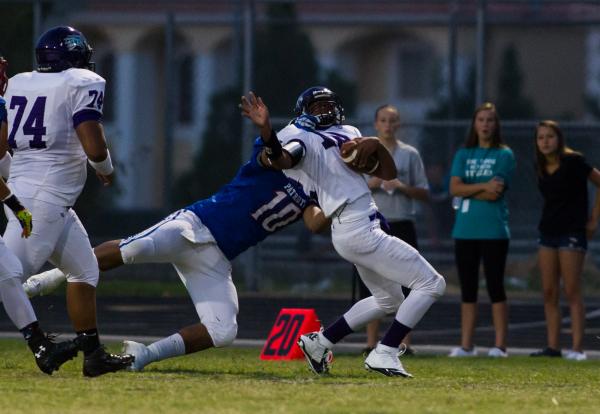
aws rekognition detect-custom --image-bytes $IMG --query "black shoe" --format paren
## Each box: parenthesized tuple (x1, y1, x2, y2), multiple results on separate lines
(31, 335, 79, 375)
(530, 347, 561, 357)
(83, 346, 135, 377)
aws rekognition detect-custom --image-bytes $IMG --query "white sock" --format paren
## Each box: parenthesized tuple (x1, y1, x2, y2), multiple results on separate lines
(0, 277, 37, 329)
(146, 333, 186, 363)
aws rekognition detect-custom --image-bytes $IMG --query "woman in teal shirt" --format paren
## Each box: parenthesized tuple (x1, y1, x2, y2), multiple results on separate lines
(448, 102, 515, 358)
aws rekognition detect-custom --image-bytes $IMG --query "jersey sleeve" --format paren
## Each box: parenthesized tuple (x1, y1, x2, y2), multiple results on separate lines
(450, 149, 466, 179)
(570, 153, 593, 180)
(70, 76, 106, 128)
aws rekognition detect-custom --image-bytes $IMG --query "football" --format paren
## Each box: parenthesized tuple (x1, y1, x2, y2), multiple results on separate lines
(340, 139, 380, 175)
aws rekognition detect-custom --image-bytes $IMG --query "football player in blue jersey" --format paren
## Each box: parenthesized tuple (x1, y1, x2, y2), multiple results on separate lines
(24, 136, 329, 371)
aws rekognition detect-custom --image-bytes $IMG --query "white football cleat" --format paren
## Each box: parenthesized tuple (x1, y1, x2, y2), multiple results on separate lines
(563, 350, 587, 361)
(487, 347, 508, 358)
(23, 268, 66, 297)
(364, 345, 413, 378)
(448, 347, 478, 357)
(122, 340, 152, 371)
(297, 332, 333, 375)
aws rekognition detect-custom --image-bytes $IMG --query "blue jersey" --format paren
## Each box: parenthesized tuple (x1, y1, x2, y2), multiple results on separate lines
(0, 97, 6, 124)
(186, 139, 311, 260)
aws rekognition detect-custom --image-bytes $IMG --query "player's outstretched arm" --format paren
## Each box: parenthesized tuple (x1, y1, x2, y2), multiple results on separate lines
(303, 205, 331, 233)
(240, 91, 293, 170)
(76, 120, 114, 186)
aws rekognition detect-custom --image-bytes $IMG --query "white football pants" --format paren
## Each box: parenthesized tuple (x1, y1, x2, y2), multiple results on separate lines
(0, 236, 37, 329)
(331, 195, 446, 330)
(119, 209, 239, 347)
(3, 197, 99, 286)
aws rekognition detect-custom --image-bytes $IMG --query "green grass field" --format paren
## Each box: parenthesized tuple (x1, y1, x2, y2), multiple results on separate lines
(0, 339, 598, 414)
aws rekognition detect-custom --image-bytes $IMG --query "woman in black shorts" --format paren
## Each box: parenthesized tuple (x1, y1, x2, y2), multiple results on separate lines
(530, 120, 600, 361)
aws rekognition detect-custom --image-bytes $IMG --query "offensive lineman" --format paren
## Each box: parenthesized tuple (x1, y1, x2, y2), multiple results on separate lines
(0, 55, 80, 375)
(241, 88, 446, 377)
(1, 26, 133, 376)
(22, 136, 329, 371)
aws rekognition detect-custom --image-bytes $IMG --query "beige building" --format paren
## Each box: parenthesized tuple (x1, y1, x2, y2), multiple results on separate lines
(47, 0, 597, 208)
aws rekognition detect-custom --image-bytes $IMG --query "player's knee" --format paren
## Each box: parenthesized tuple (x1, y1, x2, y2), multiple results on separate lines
(373, 297, 401, 315)
(119, 237, 155, 265)
(206, 321, 238, 348)
(66, 267, 99, 287)
(0, 252, 23, 282)
(428, 274, 446, 298)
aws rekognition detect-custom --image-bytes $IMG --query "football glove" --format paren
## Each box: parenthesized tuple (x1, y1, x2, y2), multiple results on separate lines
(16, 209, 33, 238)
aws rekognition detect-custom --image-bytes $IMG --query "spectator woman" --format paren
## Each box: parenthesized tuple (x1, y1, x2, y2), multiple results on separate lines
(530, 120, 600, 361)
(448, 102, 515, 358)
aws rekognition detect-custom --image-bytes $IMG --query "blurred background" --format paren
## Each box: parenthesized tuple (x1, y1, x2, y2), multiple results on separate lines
(0, 0, 599, 333)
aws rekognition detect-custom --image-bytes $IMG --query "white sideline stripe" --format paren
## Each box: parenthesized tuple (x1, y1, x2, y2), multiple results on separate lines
(1, 332, 598, 359)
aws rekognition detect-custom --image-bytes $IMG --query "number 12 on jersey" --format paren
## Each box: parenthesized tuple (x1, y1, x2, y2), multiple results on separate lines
(7, 95, 47, 149)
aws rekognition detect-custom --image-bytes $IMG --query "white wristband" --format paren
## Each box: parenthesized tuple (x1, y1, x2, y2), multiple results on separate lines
(88, 150, 114, 175)
(0, 152, 12, 178)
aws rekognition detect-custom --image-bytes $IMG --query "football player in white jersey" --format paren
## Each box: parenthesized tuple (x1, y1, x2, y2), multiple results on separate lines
(241, 88, 446, 377)
(0, 26, 133, 376)
(0, 57, 81, 375)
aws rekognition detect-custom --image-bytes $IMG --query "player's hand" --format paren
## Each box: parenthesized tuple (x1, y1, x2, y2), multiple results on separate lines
(16, 208, 32, 238)
(240, 91, 271, 130)
(96, 171, 114, 186)
(353, 137, 378, 169)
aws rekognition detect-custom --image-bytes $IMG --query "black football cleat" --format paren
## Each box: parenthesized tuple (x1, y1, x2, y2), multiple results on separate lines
(83, 346, 135, 377)
(31, 336, 79, 375)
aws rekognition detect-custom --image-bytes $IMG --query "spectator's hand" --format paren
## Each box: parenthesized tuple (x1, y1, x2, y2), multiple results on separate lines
(382, 179, 404, 194)
(484, 177, 504, 195)
(586, 217, 598, 240)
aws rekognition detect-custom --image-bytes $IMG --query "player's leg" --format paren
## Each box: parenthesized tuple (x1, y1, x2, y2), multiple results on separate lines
(15, 240, 125, 300)
(17, 210, 191, 297)
(481, 239, 509, 357)
(331, 222, 445, 376)
(48, 208, 133, 377)
(124, 241, 238, 371)
(2, 204, 78, 374)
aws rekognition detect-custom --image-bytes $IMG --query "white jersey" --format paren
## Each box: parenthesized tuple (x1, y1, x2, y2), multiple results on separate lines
(5, 68, 105, 206)
(277, 123, 370, 217)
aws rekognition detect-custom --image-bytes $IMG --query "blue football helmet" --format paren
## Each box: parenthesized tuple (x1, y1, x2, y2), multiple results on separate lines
(35, 26, 94, 73)
(294, 86, 345, 129)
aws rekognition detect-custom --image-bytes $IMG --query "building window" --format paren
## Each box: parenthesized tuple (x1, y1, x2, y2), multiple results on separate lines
(397, 46, 435, 100)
